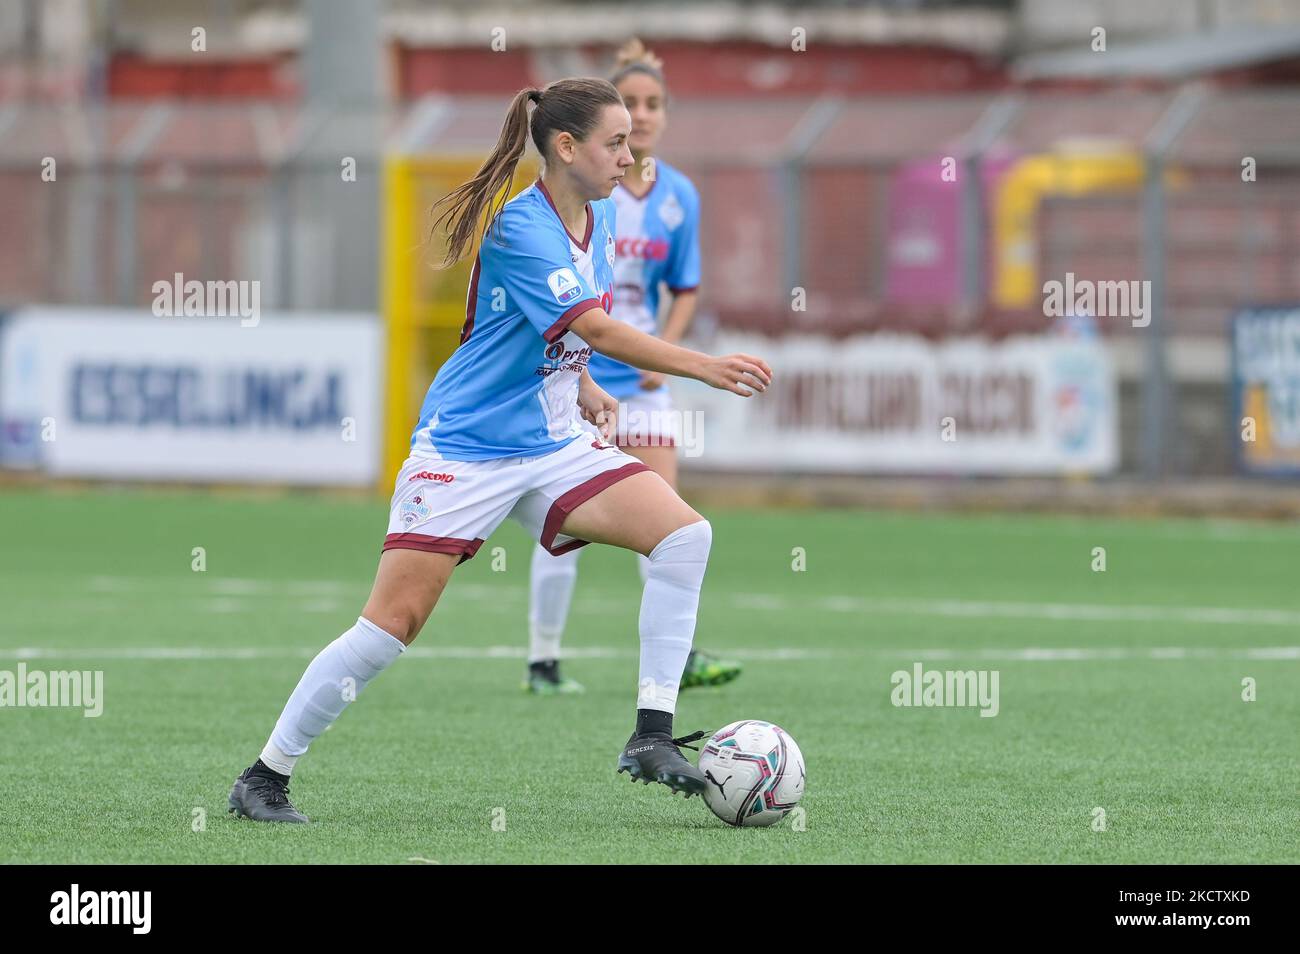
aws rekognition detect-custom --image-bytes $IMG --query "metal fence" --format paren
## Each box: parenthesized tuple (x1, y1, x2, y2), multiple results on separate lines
(1, 88, 1298, 475)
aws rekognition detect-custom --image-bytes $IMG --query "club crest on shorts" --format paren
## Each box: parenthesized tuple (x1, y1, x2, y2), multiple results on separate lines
(399, 499, 430, 526)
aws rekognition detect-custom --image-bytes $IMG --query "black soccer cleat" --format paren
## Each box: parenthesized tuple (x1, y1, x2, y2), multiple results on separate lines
(228, 766, 310, 824)
(616, 730, 709, 797)
(522, 659, 585, 695)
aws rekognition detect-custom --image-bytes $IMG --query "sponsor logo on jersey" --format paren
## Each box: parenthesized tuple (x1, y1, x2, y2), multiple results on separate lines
(658, 192, 685, 230)
(613, 282, 646, 309)
(615, 237, 670, 261)
(536, 343, 593, 377)
(547, 267, 582, 304)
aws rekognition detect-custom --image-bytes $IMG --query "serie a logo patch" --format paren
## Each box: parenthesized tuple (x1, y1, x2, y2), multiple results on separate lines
(547, 267, 582, 305)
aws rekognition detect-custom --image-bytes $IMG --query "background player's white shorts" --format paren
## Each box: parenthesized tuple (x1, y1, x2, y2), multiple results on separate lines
(383, 437, 650, 563)
(609, 385, 679, 448)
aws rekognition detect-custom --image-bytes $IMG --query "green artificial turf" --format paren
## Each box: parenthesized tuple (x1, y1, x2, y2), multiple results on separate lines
(1, 487, 1296, 863)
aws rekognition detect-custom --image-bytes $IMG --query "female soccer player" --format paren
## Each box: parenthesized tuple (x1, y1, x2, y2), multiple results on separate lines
(524, 41, 742, 696)
(227, 76, 772, 822)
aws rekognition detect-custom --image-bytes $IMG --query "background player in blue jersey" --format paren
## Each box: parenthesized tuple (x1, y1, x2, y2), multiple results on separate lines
(227, 76, 773, 822)
(524, 41, 742, 696)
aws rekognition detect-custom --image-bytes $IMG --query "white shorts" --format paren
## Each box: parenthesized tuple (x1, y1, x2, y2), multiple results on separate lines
(383, 437, 651, 563)
(609, 386, 679, 449)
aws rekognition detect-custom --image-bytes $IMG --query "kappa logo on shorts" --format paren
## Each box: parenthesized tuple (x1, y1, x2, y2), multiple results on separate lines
(591, 440, 615, 451)
(408, 471, 455, 483)
(546, 267, 582, 305)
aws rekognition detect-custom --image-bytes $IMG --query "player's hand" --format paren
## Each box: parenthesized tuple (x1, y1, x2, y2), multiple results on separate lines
(696, 353, 772, 397)
(578, 377, 619, 441)
(639, 370, 665, 391)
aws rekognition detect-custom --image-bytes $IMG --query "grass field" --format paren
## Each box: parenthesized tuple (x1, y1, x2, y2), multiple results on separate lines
(1, 486, 1297, 864)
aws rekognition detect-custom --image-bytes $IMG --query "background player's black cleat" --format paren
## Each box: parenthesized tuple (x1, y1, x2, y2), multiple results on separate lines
(228, 765, 309, 823)
(522, 659, 585, 695)
(616, 730, 709, 797)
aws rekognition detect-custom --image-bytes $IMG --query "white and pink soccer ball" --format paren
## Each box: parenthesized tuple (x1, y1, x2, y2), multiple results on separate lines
(698, 720, 806, 827)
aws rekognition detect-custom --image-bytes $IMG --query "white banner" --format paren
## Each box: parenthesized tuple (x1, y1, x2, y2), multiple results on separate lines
(674, 332, 1117, 474)
(0, 307, 382, 485)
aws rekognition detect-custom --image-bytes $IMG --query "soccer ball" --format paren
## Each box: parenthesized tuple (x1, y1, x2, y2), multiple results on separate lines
(698, 720, 805, 827)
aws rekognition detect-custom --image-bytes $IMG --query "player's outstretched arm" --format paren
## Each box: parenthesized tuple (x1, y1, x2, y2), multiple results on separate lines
(570, 309, 772, 397)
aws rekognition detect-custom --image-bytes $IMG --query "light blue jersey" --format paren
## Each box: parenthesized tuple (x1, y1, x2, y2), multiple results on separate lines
(587, 160, 701, 399)
(411, 180, 616, 461)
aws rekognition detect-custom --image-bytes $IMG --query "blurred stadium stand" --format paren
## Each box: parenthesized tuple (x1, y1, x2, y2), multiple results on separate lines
(3, 89, 1296, 324)
(1, 0, 1299, 480)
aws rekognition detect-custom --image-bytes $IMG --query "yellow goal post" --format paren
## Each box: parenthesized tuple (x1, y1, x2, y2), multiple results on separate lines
(380, 154, 538, 489)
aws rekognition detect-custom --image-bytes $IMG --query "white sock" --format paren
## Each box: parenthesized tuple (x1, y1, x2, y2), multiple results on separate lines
(529, 543, 580, 663)
(636, 553, 651, 584)
(260, 616, 405, 775)
(636, 520, 712, 715)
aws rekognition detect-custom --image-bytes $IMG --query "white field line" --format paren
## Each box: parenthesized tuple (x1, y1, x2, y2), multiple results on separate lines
(0, 646, 1296, 662)
(734, 594, 1300, 627)
(62, 576, 1300, 628)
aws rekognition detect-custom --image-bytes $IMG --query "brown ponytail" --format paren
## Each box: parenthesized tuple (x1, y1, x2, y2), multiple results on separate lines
(428, 87, 538, 269)
(428, 77, 624, 268)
